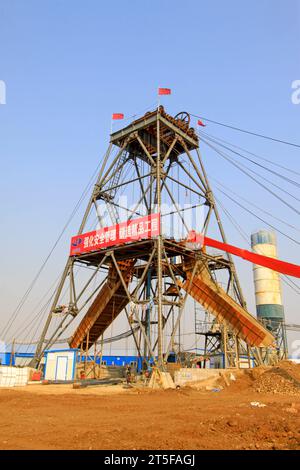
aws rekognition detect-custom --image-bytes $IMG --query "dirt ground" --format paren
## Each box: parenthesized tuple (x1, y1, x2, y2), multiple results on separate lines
(0, 362, 300, 450)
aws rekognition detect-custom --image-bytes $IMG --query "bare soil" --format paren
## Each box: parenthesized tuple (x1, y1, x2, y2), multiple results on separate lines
(0, 361, 300, 450)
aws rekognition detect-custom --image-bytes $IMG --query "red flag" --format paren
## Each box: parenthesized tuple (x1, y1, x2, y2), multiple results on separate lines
(158, 88, 171, 95)
(112, 113, 124, 120)
(198, 119, 206, 127)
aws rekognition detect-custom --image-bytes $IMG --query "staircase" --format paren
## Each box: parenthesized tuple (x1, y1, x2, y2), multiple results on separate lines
(179, 258, 274, 348)
(69, 259, 135, 349)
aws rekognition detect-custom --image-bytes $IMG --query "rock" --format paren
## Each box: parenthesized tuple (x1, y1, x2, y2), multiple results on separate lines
(285, 407, 298, 414)
(227, 420, 238, 427)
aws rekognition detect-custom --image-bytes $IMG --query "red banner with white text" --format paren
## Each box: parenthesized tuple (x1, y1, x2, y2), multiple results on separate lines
(70, 213, 160, 256)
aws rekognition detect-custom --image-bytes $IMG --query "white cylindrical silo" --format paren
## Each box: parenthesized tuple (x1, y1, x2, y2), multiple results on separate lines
(251, 230, 285, 325)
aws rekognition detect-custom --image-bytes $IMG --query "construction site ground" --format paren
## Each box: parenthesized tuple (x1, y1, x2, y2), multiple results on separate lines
(0, 361, 300, 450)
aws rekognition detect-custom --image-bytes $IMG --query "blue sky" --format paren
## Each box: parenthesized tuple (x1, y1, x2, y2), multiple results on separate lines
(0, 1, 300, 351)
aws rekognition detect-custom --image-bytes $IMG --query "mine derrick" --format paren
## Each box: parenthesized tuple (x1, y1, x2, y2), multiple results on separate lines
(31, 106, 276, 370)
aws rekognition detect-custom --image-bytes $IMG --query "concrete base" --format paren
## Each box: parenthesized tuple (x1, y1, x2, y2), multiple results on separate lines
(148, 370, 176, 389)
(174, 368, 227, 387)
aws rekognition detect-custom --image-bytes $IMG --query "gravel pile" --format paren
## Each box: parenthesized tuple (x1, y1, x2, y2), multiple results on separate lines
(253, 361, 300, 396)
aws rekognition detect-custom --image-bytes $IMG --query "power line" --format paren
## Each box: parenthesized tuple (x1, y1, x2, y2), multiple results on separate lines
(8, 278, 58, 342)
(14, 207, 103, 343)
(211, 175, 300, 234)
(13, 327, 139, 347)
(200, 134, 300, 205)
(7, 265, 67, 342)
(201, 136, 300, 217)
(214, 195, 250, 244)
(211, 157, 300, 297)
(215, 186, 300, 245)
(191, 113, 300, 148)
(198, 129, 300, 177)
(199, 130, 300, 189)
(214, 195, 300, 296)
(1, 155, 104, 340)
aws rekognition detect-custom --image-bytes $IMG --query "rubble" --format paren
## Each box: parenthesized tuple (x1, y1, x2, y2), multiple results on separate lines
(253, 361, 300, 396)
(250, 401, 267, 408)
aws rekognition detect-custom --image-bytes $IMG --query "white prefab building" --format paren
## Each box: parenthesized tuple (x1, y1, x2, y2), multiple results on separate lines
(44, 349, 78, 381)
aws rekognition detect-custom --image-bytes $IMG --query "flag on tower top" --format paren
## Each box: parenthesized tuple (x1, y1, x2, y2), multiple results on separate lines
(158, 88, 171, 95)
(112, 113, 124, 120)
(198, 119, 206, 127)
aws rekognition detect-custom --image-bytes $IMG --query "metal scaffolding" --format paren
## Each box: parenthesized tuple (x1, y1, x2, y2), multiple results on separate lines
(30, 107, 272, 369)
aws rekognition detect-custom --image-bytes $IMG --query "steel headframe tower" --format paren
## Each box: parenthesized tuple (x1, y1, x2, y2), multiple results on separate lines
(30, 106, 248, 369)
